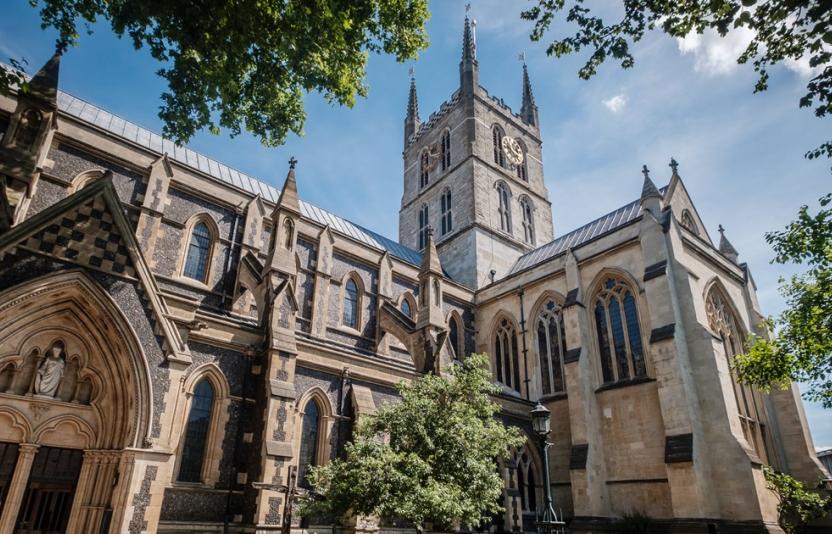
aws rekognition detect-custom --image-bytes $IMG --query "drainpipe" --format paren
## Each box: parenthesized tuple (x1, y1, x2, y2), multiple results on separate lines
(519, 290, 530, 400)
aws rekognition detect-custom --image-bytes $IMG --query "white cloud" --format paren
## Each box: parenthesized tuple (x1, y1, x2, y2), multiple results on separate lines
(602, 94, 627, 113)
(677, 27, 755, 76)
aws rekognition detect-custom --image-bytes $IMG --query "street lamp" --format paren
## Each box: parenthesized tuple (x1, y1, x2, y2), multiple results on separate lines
(530, 401, 566, 534)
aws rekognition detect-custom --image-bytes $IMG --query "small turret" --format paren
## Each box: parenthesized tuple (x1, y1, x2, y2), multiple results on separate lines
(264, 157, 301, 277)
(718, 225, 739, 264)
(417, 227, 445, 330)
(640, 164, 662, 216)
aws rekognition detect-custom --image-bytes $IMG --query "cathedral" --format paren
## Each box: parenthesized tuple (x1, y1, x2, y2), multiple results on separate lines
(0, 15, 828, 534)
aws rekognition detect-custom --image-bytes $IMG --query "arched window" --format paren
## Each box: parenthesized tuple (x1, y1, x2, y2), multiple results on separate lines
(449, 315, 461, 360)
(516, 143, 528, 181)
(520, 196, 534, 245)
(298, 399, 321, 488)
(681, 210, 699, 236)
(516, 449, 537, 512)
(343, 278, 360, 329)
(536, 299, 567, 395)
(420, 150, 430, 188)
(401, 298, 412, 318)
(706, 285, 769, 460)
(494, 317, 521, 393)
(492, 126, 505, 167)
(441, 187, 453, 235)
(282, 218, 294, 250)
(418, 204, 429, 249)
(183, 221, 212, 282)
(441, 129, 451, 171)
(497, 182, 512, 233)
(178, 379, 215, 482)
(13, 108, 43, 150)
(593, 276, 647, 384)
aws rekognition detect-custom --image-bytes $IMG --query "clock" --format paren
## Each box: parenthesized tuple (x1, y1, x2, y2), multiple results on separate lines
(501, 136, 524, 166)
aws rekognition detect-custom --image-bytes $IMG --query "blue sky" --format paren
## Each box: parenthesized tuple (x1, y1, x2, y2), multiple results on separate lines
(3, 1, 830, 447)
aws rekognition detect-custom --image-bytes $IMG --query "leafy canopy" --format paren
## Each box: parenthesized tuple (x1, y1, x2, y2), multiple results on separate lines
(5, 0, 429, 146)
(300, 354, 526, 530)
(734, 193, 832, 407)
(763, 465, 831, 533)
(521, 1, 832, 160)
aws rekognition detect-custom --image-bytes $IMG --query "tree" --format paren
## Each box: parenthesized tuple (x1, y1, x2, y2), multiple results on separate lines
(2, 0, 429, 146)
(521, 1, 832, 160)
(299, 354, 526, 531)
(763, 465, 831, 533)
(733, 193, 832, 407)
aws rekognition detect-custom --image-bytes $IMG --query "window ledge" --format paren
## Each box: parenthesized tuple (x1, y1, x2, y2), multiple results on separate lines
(595, 376, 655, 394)
(172, 275, 211, 291)
(331, 325, 364, 338)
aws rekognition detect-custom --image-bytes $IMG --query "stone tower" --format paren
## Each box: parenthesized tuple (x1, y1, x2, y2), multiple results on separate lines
(398, 15, 554, 289)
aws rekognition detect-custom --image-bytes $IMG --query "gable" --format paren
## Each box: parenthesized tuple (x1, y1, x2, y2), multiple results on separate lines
(664, 175, 713, 245)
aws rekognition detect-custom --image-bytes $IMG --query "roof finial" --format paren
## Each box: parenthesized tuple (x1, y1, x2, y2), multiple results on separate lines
(717, 224, 740, 263)
(640, 164, 661, 204)
(642, 164, 650, 180)
(518, 51, 526, 64)
(669, 157, 679, 176)
(718, 224, 725, 235)
(408, 65, 415, 79)
(288, 156, 297, 169)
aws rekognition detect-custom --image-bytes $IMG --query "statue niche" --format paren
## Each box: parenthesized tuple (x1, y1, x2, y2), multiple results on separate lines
(0, 339, 93, 404)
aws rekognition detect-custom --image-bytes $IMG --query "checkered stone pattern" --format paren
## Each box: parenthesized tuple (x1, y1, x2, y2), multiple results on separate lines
(23, 196, 137, 278)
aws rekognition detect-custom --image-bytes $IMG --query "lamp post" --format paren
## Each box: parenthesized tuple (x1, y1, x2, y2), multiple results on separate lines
(530, 401, 566, 534)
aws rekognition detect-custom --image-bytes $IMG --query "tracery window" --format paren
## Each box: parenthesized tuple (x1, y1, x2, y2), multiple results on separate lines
(420, 150, 430, 188)
(593, 277, 647, 384)
(441, 187, 453, 235)
(494, 317, 521, 393)
(681, 210, 699, 236)
(536, 299, 567, 395)
(706, 285, 769, 461)
(497, 182, 512, 233)
(520, 196, 534, 245)
(178, 379, 214, 482)
(401, 298, 412, 318)
(492, 126, 505, 168)
(515, 449, 537, 512)
(298, 399, 321, 488)
(183, 221, 212, 282)
(516, 143, 528, 181)
(441, 129, 451, 171)
(418, 204, 429, 249)
(343, 278, 360, 329)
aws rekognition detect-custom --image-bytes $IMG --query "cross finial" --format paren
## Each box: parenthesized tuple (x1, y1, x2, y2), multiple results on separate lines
(718, 224, 725, 235)
(465, 2, 471, 13)
(288, 156, 297, 169)
(426, 225, 434, 238)
(641, 164, 650, 180)
(518, 52, 526, 64)
(669, 157, 679, 175)
(408, 66, 415, 78)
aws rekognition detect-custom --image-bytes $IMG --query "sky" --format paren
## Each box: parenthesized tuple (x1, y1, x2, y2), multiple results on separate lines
(2, 1, 830, 448)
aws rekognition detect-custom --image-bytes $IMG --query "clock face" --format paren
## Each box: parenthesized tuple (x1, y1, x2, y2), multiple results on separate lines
(501, 136, 524, 166)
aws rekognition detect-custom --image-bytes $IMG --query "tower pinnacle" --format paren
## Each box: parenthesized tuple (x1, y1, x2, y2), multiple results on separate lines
(520, 61, 538, 127)
(459, 13, 479, 93)
(404, 73, 420, 148)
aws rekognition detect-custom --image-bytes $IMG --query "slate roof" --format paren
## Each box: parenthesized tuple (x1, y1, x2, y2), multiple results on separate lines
(508, 188, 667, 276)
(56, 92, 424, 267)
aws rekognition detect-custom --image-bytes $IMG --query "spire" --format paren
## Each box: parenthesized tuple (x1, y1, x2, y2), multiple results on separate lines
(459, 8, 479, 94)
(27, 43, 64, 109)
(718, 224, 739, 263)
(640, 164, 662, 216)
(420, 226, 442, 275)
(520, 61, 538, 127)
(274, 156, 300, 216)
(404, 72, 420, 148)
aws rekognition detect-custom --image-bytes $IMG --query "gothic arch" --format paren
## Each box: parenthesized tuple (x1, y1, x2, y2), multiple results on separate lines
(397, 291, 417, 319)
(702, 277, 748, 336)
(529, 292, 568, 396)
(489, 312, 523, 395)
(178, 212, 221, 284)
(339, 271, 365, 330)
(0, 406, 32, 442)
(173, 363, 232, 485)
(294, 387, 336, 470)
(446, 309, 464, 359)
(68, 169, 106, 193)
(0, 270, 153, 449)
(33, 414, 96, 449)
(587, 266, 644, 298)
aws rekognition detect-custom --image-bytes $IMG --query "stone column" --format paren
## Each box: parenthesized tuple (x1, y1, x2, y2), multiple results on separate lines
(0, 443, 39, 532)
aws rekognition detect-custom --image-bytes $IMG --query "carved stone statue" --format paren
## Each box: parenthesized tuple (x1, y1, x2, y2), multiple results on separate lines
(34, 340, 65, 398)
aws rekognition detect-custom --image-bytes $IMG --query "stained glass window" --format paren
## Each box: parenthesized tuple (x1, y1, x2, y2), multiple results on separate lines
(298, 400, 320, 488)
(536, 300, 566, 395)
(178, 379, 214, 482)
(343, 278, 359, 328)
(183, 222, 211, 282)
(593, 277, 646, 384)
